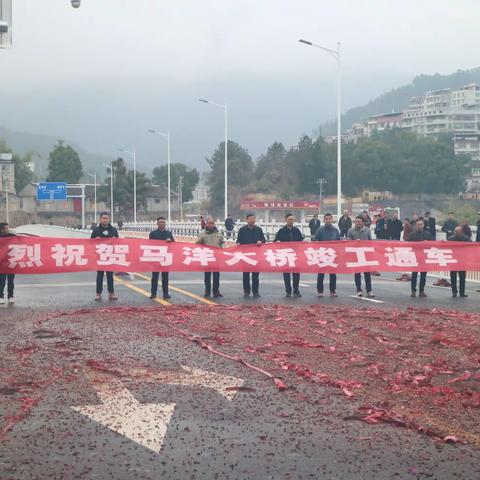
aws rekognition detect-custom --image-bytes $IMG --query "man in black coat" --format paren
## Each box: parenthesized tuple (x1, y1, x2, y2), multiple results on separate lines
(237, 213, 266, 298)
(338, 210, 352, 238)
(274, 213, 304, 298)
(441, 212, 457, 239)
(0, 222, 16, 304)
(308, 214, 321, 238)
(476, 212, 480, 243)
(91, 212, 119, 301)
(224, 214, 236, 239)
(424, 211, 436, 240)
(387, 212, 403, 240)
(448, 226, 471, 298)
(409, 220, 432, 298)
(149, 216, 174, 300)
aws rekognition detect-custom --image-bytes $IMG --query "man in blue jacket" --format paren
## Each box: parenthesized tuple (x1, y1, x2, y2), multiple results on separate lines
(274, 213, 304, 298)
(314, 213, 340, 297)
(149, 216, 174, 299)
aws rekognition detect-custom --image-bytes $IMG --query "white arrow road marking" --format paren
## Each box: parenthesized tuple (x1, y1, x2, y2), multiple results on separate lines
(127, 365, 244, 401)
(71, 379, 175, 453)
(72, 366, 245, 452)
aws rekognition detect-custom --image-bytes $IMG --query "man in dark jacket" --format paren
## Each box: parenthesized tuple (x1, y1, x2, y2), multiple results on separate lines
(0, 222, 16, 304)
(375, 213, 388, 240)
(91, 212, 119, 301)
(441, 212, 457, 239)
(476, 212, 480, 242)
(237, 213, 266, 298)
(424, 212, 436, 240)
(274, 213, 304, 298)
(338, 210, 352, 238)
(308, 214, 321, 239)
(314, 213, 340, 297)
(409, 219, 432, 298)
(448, 226, 471, 298)
(224, 214, 236, 239)
(387, 212, 403, 240)
(149, 216, 174, 300)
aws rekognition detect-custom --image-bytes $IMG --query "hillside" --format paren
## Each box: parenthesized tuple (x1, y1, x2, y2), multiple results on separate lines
(0, 126, 115, 181)
(321, 67, 480, 136)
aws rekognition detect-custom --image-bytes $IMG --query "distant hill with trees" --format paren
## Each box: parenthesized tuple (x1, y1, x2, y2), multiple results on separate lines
(321, 67, 480, 136)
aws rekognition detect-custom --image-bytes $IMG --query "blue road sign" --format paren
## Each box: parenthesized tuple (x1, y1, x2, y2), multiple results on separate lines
(36, 182, 68, 201)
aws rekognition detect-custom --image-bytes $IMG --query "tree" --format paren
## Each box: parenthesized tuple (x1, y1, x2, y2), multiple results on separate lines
(0, 139, 36, 193)
(152, 163, 199, 202)
(98, 157, 151, 220)
(206, 140, 254, 211)
(47, 141, 83, 184)
(254, 142, 291, 195)
(14, 152, 36, 192)
(339, 130, 468, 195)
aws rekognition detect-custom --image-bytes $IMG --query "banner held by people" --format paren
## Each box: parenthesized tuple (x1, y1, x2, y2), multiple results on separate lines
(1, 237, 479, 275)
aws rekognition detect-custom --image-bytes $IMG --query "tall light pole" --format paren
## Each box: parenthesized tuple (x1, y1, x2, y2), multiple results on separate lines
(178, 176, 184, 221)
(102, 162, 114, 224)
(119, 147, 137, 223)
(316, 178, 327, 214)
(299, 39, 342, 219)
(147, 130, 171, 225)
(87, 172, 97, 223)
(199, 98, 228, 220)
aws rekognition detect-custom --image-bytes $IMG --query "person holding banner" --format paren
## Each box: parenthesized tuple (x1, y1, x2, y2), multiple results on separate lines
(149, 216, 174, 300)
(274, 213, 304, 298)
(347, 216, 375, 298)
(448, 226, 471, 298)
(409, 219, 432, 297)
(0, 223, 16, 304)
(237, 213, 266, 298)
(91, 212, 119, 301)
(314, 213, 340, 297)
(197, 217, 224, 298)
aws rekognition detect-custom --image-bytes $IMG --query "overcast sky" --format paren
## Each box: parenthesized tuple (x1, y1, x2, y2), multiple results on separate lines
(1, 0, 479, 171)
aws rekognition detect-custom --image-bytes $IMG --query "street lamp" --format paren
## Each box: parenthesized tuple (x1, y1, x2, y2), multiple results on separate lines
(102, 162, 114, 224)
(119, 147, 137, 223)
(299, 39, 342, 219)
(87, 172, 97, 223)
(199, 98, 228, 220)
(316, 178, 327, 214)
(147, 130, 171, 225)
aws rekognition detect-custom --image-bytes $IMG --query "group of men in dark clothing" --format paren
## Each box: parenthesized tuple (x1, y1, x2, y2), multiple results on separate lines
(2, 209, 479, 304)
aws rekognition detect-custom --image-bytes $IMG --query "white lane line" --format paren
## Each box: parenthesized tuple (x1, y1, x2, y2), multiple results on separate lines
(377, 276, 480, 295)
(349, 295, 384, 304)
(299, 283, 310, 287)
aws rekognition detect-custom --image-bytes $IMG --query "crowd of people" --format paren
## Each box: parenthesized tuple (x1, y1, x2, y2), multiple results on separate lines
(1, 209, 479, 304)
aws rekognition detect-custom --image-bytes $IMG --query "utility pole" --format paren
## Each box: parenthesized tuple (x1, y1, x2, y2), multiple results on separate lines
(316, 178, 327, 214)
(178, 176, 184, 221)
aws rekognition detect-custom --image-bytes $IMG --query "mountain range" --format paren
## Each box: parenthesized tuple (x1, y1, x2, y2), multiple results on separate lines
(1, 67, 480, 180)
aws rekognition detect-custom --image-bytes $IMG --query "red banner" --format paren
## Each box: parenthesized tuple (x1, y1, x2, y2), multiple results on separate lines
(0, 237, 479, 275)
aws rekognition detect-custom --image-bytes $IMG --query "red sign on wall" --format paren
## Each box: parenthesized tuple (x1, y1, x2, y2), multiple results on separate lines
(240, 200, 320, 210)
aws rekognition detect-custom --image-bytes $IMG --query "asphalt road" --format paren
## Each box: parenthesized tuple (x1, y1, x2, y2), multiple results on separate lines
(1, 270, 480, 479)
(6, 269, 480, 312)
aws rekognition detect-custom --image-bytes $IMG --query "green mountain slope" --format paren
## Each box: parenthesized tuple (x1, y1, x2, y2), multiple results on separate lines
(0, 126, 114, 180)
(321, 67, 480, 136)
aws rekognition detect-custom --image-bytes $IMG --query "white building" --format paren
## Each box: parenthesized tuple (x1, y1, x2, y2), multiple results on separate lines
(402, 84, 480, 137)
(191, 184, 209, 204)
(0, 154, 15, 193)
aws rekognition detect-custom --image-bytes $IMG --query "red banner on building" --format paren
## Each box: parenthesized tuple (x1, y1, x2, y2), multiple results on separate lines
(0, 237, 479, 275)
